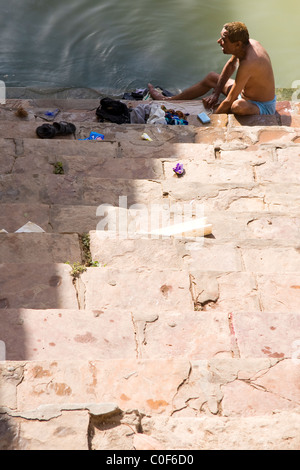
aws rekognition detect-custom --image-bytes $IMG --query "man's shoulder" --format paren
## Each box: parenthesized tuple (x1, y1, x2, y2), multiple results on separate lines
(249, 38, 270, 58)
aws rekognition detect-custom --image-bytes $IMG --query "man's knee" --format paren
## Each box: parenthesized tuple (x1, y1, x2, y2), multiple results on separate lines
(204, 71, 219, 87)
(231, 99, 260, 116)
(231, 99, 246, 115)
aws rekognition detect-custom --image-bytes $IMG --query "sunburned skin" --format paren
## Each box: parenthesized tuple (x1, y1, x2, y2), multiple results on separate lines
(147, 23, 276, 116)
(235, 39, 275, 102)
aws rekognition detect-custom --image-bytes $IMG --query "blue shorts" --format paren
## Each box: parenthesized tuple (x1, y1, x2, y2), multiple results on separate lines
(238, 94, 277, 115)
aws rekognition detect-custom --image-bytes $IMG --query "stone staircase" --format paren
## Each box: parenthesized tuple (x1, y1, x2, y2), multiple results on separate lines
(0, 96, 299, 450)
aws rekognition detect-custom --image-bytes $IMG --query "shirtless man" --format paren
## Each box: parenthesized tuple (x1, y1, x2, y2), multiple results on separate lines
(148, 22, 276, 115)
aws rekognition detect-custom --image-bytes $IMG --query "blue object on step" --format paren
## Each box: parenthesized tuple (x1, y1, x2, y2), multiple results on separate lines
(79, 131, 105, 141)
(197, 112, 211, 124)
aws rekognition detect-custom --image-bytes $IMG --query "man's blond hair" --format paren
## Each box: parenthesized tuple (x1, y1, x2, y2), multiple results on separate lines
(224, 22, 250, 45)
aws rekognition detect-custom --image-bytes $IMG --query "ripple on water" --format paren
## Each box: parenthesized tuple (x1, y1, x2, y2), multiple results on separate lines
(0, 0, 299, 91)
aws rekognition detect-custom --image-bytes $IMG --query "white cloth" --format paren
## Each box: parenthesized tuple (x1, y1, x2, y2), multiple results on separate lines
(129, 103, 167, 125)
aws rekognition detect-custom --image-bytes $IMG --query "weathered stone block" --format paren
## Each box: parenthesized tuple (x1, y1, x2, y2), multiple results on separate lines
(0, 263, 77, 309)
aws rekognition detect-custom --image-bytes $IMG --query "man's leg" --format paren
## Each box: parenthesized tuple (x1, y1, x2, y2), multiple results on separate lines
(231, 98, 260, 115)
(148, 72, 221, 100)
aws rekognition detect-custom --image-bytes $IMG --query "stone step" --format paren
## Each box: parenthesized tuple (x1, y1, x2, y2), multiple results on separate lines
(0, 174, 163, 206)
(1, 263, 189, 312)
(49, 206, 300, 239)
(189, 270, 300, 313)
(7, 152, 165, 180)
(133, 412, 300, 450)
(1, 224, 299, 273)
(2, 307, 293, 362)
(1, 137, 299, 168)
(89, 234, 300, 273)
(0, 358, 299, 449)
(0, 203, 52, 233)
(0, 263, 78, 310)
(0, 202, 101, 235)
(77, 266, 194, 313)
(1, 173, 300, 211)
(1, 407, 299, 450)
(0, 308, 136, 361)
(4, 94, 300, 125)
(0, 307, 252, 361)
(76, 266, 300, 313)
(2, 202, 300, 239)
(162, 180, 300, 212)
(1, 98, 214, 125)
(2, 95, 300, 123)
(4, 147, 300, 185)
(0, 137, 216, 167)
(0, 233, 82, 264)
(0, 119, 197, 142)
(207, 210, 300, 240)
(1, 256, 300, 312)
(2, 358, 299, 418)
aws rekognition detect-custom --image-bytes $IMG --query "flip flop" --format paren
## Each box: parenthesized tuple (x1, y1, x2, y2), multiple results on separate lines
(53, 121, 76, 136)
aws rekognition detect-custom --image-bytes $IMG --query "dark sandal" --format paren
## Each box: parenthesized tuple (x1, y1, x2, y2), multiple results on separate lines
(36, 121, 76, 139)
(36, 123, 57, 139)
(53, 121, 76, 136)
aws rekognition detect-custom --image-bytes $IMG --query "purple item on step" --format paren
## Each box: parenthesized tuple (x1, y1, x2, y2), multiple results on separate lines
(173, 162, 184, 175)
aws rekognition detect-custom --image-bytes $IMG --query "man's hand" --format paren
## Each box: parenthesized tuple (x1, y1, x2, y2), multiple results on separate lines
(203, 92, 219, 110)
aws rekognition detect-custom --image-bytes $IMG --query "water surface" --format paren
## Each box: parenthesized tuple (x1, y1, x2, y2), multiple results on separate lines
(0, 0, 299, 95)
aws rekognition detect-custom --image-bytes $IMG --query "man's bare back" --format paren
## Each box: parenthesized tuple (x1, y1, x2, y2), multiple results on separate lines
(238, 38, 275, 102)
(148, 22, 276, 116)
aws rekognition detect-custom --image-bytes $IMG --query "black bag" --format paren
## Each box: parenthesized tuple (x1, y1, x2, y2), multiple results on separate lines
(96, 97, 130, 124)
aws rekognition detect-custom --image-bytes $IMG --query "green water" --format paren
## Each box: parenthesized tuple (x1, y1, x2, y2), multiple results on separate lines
(0, 0, 299, 95)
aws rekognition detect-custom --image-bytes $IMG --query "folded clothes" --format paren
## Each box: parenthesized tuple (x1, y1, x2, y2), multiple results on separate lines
(130, 103, 167, 124)
(130, 104, 152, 124)
(162, 106, 189, 125)
(165, 113, 188, 125)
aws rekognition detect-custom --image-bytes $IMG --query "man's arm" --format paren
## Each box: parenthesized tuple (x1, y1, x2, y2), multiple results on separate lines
(203, 55, 238, 109)
(214, 61, 250, 114)
(214, 55, 239, 95)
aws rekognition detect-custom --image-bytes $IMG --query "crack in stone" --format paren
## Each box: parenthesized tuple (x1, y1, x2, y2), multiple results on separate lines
(1, 402, 120, 423)
(228, 313, 241, 358)
(73, 277, 86, 310)
(239, 367, 299, 405)
(226, 358, 298, 404)
(130, 312, 140, 359)
(253, 274, 264, 311)
(171, 362, 192, 416)
(131, 313, 159, 359)
(188, 273, 219, 311)
(13, 138, 24, 157)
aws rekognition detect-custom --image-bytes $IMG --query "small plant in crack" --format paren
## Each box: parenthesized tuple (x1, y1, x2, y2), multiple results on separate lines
(65, 261, 87, 279)
(65, 233, 100, 279)
(80, 233, 93, 266)
(80, 233, 101, 267)
(53, 161, 64, 174)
